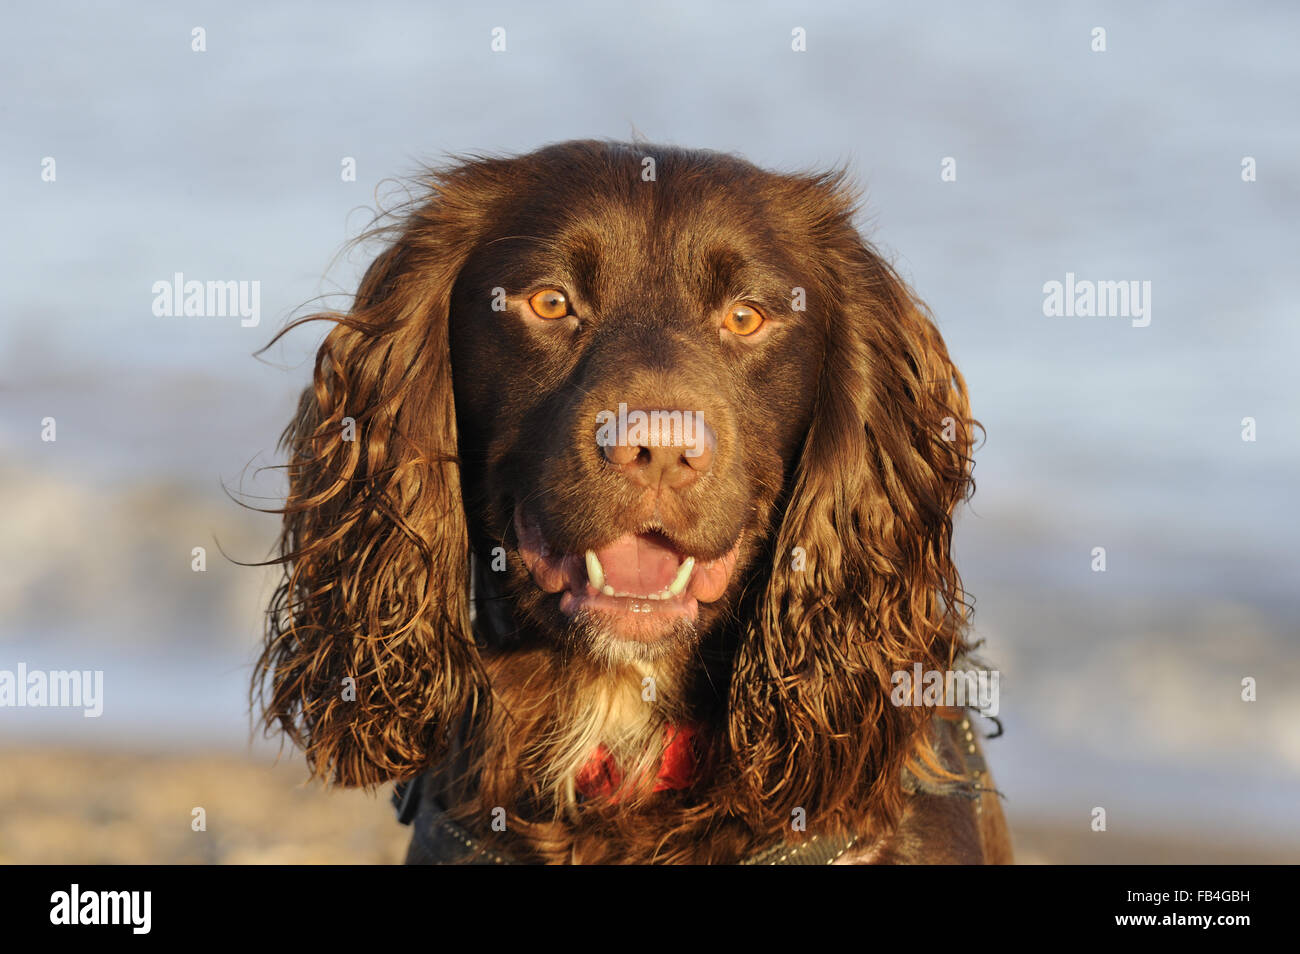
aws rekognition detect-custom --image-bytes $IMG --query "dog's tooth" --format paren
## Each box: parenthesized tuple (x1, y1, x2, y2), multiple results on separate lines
(668, 557, 696, 596)
(602, 585, 615, 596)
(646, 591, 661, 600)
(584, 550, 605, 591)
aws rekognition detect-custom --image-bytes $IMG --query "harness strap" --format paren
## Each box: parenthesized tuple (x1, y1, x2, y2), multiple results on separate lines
(739, 832, 859, 865)
(398, 785, 510, 865)
(395, 780, 859, 865)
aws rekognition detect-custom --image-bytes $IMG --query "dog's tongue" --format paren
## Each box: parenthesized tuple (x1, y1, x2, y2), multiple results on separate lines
(595, 533, 682, 593)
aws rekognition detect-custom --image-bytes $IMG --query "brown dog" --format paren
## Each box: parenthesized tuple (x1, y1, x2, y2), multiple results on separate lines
(256, 140, 1010, 864)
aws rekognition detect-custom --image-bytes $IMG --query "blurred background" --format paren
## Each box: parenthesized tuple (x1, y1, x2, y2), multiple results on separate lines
(2, 1, 1296, 863)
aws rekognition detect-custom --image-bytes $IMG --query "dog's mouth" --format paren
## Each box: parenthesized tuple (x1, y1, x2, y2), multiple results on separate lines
(513, 506, 741, 639)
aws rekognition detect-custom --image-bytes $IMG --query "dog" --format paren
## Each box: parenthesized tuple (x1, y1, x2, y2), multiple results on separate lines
(255, 139, 1011, 864)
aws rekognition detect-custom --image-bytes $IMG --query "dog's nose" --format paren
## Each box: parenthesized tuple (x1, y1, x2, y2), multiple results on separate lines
(599, 409, 716, 489)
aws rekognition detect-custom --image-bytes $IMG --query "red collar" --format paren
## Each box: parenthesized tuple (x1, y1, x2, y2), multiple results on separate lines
(575, 725, 698, 801)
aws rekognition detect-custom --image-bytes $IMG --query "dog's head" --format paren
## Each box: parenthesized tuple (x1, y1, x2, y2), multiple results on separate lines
(258, 141, 974, 830)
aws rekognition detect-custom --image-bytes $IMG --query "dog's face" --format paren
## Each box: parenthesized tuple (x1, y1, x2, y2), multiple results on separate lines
(260, 141, 976, 818)
(448, 147, 828, 660)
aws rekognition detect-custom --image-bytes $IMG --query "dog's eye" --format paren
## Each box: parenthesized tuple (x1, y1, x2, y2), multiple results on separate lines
(527, 288, 571, 320)
(722, 302, 765, 336)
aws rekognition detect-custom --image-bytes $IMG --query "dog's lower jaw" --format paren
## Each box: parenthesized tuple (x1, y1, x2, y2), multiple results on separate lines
(570, 608, 701, 666)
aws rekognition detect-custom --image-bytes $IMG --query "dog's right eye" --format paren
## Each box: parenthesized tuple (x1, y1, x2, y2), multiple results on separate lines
(527, 288, 572, 320)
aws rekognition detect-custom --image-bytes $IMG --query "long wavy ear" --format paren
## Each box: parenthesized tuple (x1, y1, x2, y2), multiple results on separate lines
(730, 178, 976, 836)
(256, 177, 493, 787)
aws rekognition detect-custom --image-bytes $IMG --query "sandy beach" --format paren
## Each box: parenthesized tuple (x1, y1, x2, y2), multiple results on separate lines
(1, 746, 1291, 865)
(0, 747, 410, 865)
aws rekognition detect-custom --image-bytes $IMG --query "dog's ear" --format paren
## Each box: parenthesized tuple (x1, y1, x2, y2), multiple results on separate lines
(256, 171, 497, 787)
(730, 175, 976, 835)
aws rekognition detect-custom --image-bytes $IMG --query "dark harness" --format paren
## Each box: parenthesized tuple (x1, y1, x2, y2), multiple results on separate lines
(393, 710, 993, 865)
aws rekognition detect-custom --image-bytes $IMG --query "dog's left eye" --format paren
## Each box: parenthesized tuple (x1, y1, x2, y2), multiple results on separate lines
(527, 288, 572, 320)
(722, 302, 766, 336)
